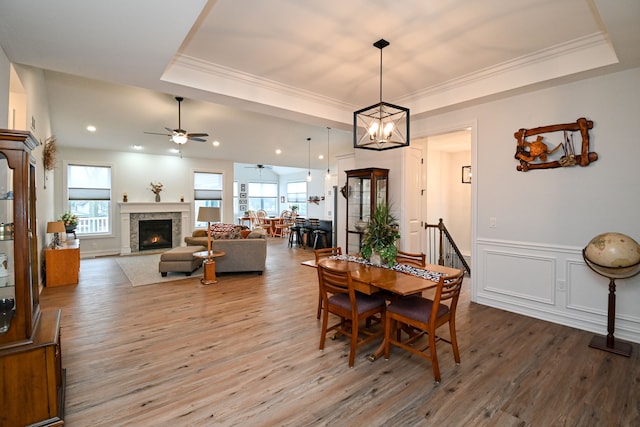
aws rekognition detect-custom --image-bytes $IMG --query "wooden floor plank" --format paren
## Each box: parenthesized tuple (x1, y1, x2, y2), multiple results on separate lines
(38, 239, 640, 426)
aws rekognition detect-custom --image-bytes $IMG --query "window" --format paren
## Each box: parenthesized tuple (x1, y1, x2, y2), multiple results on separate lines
(67, 164, 111, 235)
(248, 182, 277, 215)
(194, 172, 223, 227)
(287, 181, 307, 216)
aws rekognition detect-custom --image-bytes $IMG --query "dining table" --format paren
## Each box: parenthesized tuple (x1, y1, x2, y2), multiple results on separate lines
(302, 255, 463, 360)
(261, 216, 283, 237)
(301, 256, 461, 296)
(237, 216, 252, 227)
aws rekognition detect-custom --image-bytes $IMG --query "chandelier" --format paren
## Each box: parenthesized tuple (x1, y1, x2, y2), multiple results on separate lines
(354, 39, 410, 151)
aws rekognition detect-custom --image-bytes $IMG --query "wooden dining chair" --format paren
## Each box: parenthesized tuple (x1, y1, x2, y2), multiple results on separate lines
(396, 250, 426, 267)
(317, 261, 386, 367)
(314, 247, 342, 319)
(273, 210, 291, 238)
(248, 210, 258, 229)
(383, 270, 465, 383)
(253, 209, 268, 233)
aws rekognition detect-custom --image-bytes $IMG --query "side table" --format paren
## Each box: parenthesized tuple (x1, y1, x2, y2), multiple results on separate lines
(193, 250, 226, 285)
(45, 239, 80, 286)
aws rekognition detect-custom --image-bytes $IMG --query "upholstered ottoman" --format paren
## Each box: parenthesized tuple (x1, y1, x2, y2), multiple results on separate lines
(159, 245, 206, 277)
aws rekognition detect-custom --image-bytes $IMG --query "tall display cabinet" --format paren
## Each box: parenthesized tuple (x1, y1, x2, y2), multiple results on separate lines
(345, 168, 388, 254)
(0, 130, 65, 426)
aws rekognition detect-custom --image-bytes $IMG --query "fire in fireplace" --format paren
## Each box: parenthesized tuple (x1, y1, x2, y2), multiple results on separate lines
(139, 219, 172, 251)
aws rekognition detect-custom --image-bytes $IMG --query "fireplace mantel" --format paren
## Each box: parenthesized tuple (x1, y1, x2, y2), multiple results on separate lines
(118, 202, 191, 254)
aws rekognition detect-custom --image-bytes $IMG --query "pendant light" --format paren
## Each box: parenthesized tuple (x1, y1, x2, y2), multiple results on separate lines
(354, 39, 410, 151)
(325, 127, 331, 179)
(306, 137, 312, 182)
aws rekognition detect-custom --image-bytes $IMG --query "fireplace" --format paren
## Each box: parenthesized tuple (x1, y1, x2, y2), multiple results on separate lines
(139, 219, 173, 251)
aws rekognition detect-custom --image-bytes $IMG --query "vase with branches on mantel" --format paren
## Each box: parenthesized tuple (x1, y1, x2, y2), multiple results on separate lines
(150, 182, 163, 202)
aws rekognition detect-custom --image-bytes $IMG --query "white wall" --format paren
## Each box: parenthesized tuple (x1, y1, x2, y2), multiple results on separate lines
(411, 67, 640, 343)
(444, 150, 471, 256)
(0, 47, 9, 128)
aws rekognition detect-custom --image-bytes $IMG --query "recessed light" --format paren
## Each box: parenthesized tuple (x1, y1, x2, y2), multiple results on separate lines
(86, 125, 96, 132)
(169, 148, 180, 154)
(275, 149, 282, 155)
(212, 140, 220, 147)
(132, 145, 143, 150)
(318, 154, 324, 160)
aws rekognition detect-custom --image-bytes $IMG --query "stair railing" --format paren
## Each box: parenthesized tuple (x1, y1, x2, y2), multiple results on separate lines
(424, 218, 471, 275)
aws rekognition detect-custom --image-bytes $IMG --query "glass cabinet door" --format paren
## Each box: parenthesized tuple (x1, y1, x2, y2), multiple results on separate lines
(0, 154, 15, 334)
(345, 168, 389, 254)
(0, 130, 39, 345)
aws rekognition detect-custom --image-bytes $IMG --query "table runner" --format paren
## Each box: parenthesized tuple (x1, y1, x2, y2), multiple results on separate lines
(329, 254, 451, 282)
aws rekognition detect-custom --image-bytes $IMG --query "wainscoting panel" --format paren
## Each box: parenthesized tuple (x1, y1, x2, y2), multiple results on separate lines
(483, 249, 556, 304)
(566, 259, 604, 314)
(475, 238, 640, 344)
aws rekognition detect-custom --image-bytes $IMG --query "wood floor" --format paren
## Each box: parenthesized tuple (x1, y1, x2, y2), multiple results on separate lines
(39, 239, 639, 426)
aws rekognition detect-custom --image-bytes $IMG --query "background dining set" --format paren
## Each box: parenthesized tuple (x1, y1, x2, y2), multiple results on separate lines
(307, 247, 465, 384)
(244, 209, 329, 249)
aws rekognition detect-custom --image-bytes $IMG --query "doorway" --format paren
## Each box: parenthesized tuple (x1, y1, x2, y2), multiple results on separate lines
(416, 129, 472, 264)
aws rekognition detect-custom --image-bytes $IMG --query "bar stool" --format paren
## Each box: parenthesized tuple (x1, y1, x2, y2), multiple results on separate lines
(289, 217, 306, 248)
(308, 218, 328, 249)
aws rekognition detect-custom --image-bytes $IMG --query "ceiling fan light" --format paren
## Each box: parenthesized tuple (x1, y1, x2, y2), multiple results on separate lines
(172, 134, 188, 144)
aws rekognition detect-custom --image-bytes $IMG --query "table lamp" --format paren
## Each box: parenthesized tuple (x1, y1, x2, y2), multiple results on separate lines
(46, 221, 66, 248)
(197, 207, 221, 258)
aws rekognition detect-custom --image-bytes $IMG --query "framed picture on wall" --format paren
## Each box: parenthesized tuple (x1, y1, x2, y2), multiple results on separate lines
(462, 165, 471, 184)
(239, 198, 247, 204)
(240, 192, 247, 198)
(240, 183, 246, 192)
(280, 196, 285, 203)
(240, 205, 246, 211)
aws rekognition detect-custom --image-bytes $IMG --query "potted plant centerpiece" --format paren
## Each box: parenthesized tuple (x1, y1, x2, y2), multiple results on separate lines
(59, 211, 79, 233)
(360, 202, 400, 266)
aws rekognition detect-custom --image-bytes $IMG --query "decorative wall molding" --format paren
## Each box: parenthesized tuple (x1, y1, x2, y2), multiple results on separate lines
(475, 238, 640, 344)
(482, 249, 556, 305)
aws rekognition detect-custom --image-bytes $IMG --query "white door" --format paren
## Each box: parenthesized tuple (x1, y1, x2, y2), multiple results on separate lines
(402, 146, 423, 252)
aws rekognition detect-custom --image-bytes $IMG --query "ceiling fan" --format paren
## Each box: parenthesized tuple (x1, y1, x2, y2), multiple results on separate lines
(245, 164, 273, 170)
(144, 96, 209, 145)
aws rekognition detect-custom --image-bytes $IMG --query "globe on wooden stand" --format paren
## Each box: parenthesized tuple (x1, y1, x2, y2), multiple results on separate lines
(583, 232, 640, 357)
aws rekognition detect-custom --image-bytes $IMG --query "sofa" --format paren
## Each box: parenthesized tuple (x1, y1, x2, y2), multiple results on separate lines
(184, 225, 267, 275)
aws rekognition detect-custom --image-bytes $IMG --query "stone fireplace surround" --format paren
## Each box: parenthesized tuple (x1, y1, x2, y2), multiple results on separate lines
(118, 202, 190, 255)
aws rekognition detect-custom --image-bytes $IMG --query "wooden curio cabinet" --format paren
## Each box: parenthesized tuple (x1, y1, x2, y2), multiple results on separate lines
(345, 168, 389, 254)
(0, 130, 65, 426)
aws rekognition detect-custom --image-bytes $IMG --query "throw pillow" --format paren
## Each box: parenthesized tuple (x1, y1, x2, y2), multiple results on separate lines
(192, 229, 208, 238)
(240, 229, 251, 239)
(247, 229, 267, 239)
(211, 223, 238, 233)
(208, 223, 249, 239)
